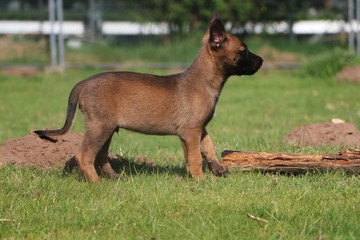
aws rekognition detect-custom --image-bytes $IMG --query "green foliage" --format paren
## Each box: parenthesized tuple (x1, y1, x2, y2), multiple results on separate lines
(2, 0, 343, 33)
(134, 0, 256, 33)
(299, 49, 360, 79)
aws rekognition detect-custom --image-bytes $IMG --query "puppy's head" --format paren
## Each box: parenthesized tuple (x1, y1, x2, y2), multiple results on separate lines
(205, 13, 263, 77)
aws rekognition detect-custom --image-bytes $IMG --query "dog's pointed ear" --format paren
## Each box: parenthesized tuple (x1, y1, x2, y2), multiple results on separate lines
(208, 13, 226, 49)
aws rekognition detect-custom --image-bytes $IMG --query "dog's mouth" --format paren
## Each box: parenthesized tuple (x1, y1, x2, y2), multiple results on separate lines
(242, 57, 263, 75)
(254, 57, 263, 71)
(253, 57, 263, 69)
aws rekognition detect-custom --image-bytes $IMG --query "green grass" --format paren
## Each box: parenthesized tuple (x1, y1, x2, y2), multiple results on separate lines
(1, 166, 359, 239)
(68, 34, 203, 64)
(0, 34, 203, 66)
(1, 66, 360, 239)
(1, 34, 343, 66)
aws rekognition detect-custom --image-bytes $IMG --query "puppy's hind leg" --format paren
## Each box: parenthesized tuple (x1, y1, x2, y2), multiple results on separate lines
(95, 132, 119, 179)
(76, 126, 115, 183)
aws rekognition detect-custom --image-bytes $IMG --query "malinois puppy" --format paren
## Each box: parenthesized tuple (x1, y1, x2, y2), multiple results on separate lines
(35, 13, 263, 183)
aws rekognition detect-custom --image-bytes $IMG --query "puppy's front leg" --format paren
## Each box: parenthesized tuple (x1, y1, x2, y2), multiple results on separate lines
(201, 129, 229, 177)
(180, 131, 204, 180)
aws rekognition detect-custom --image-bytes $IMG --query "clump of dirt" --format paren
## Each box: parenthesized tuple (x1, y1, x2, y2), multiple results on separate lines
(259, 45, 301, 62)
(0, 35, 46, 61)
(284, 122, 360, 147)
(1, 66, 42, 76)
(0, 132, 83, 169)
(335, 65, 360, 83)
(2, 122, 360, 170)
(134, 156, 154, 167)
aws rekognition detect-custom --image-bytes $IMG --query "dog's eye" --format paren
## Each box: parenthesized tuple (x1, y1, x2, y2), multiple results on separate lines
(240, 49, 248, 57)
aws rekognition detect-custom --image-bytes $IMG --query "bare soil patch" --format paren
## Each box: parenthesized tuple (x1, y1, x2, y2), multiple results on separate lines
(284, 122, 360, 147)
(1, 121, 360, 170)
(1, 66, 42, 76)
(335, 64, 360, 83)
(0, 132, 83, 169)
(259, 45, 301, 69)
(0, 131, 151, 170)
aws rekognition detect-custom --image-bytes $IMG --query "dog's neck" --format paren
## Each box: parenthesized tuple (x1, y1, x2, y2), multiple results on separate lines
(181, 45, 227, 93)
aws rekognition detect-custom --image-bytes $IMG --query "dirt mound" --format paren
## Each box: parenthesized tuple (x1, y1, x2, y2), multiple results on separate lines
(259, 45, 301, 62)
(2, 122, 359, 170)
(284, 122, 360, 147)
(335, 65, 360, 83)
(1, 66, 42, 76)
(0, 132, 83, 169)
(259, 45, 301, 69)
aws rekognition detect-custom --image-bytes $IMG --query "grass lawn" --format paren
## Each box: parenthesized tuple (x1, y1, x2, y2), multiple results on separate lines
(0, 64, 360, 238)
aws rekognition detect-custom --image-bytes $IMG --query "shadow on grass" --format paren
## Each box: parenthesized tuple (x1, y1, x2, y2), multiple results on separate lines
(63, 155, 188, 180)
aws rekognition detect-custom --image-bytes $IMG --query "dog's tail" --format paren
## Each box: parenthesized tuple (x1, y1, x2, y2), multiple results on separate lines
(34, 82, 83, 137)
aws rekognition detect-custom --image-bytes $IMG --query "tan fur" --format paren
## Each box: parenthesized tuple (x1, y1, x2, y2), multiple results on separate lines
(35, 13, 263, 182)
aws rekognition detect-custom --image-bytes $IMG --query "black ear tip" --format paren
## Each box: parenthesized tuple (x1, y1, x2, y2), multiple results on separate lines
(209, 12, 225, 31)
(211, 12, 221, 21)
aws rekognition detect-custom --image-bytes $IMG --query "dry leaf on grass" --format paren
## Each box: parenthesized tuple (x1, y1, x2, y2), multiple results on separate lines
(247, 214, 269, 223)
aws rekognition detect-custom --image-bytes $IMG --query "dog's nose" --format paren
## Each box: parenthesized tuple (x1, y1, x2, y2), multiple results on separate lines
(256, 57, 263, 68)
(258, 57, 263, 64)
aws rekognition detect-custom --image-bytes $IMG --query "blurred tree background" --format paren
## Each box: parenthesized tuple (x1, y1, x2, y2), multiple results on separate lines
(0, 0, 347, 34)
(0, 0, 353, 69)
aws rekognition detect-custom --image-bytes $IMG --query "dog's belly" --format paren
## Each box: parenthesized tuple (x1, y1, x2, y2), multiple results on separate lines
(121, 123, 178, 136)
(116, 105, 181, 135)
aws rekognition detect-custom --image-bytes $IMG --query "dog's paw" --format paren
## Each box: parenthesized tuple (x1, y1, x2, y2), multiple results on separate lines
(208, 161, 229, 177)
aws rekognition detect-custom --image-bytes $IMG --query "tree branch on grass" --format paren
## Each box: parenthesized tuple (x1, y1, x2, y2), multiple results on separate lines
(221, 149, 360, 174)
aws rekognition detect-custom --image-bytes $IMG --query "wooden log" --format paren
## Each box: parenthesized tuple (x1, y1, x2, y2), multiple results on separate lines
(221, 148, 360, 174)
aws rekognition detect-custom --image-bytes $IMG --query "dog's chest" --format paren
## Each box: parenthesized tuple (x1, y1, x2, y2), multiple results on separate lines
(188, 92, 219, 126)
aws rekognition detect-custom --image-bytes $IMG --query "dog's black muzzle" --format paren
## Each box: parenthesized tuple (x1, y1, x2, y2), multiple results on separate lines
(241, 52, 263, 75)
